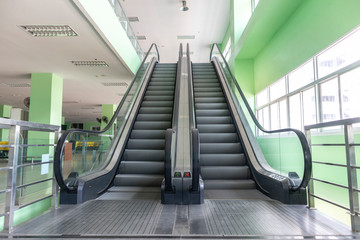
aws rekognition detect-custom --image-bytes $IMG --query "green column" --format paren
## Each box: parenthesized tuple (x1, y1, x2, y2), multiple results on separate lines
(0, 105, 12, 141)
(28, 73, 63, 158)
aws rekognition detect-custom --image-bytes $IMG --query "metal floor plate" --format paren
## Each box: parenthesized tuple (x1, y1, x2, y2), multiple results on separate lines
(4, 198, 359, 239)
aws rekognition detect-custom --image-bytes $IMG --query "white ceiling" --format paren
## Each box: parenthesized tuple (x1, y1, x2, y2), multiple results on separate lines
(121, 0, 230, 62)
(0, 0, 230, 123)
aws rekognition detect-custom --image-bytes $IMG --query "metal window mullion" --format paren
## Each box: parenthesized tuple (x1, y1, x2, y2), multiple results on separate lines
(300, 91, 305, 132)
(306, 129, 315, 208)
(344, 124, 360, 231)
(338, 74, 344, 120)
(4, 125, 20, 233)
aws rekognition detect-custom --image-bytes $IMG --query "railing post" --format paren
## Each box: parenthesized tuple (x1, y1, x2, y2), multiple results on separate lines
(52, 127, 61, 209)
(344, 124, 360, 232)
(305, 129, 315, 209)
(4, 125, 21, 233)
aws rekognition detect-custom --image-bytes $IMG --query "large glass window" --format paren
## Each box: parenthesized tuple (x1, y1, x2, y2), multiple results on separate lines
(224, 38, 231, 62)
(288, 60, 314, 92)
(340, 67, 360, 119)
(317, 29, 360, 78)
(289, 93, 302, 130)
(270, 103, 279, 130)
(302, 87, 317, 126)
(263, 106, 270, 130)
(256, 89, 268, 108)
(320, 78, 340, 122)
(269, 78, 286, 101)
(279, 100, 288, 128)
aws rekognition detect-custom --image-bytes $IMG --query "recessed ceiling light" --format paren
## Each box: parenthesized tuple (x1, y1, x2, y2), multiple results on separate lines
(128, 17, 139, 22)
(71, 61, 109, 67)
(63, 100, 79, 104)
(180, 1, 189, 11)
(102, 82, 128, 87)
(2, 83, 31, 87)
(19, 25, 78, 37)
(177, 35, 195, 39)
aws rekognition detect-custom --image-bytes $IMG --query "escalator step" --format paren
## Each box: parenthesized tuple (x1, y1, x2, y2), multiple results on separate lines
(119, 161, 164, 174)
(203, 179, 256, 189)
(136, 114, 172, 121)
(193, 79, 219, 83)
(199, 133, 238, 143)
(201, 166, 250, 179)
(133, 121, 171, 130)
(194, 92, 225, 97)
(141, 101, 173, 107)
(127, 139, 165, 149)
(194, 82, 220, 87)
(114, 174, 164, 186)
(151, 78, 176, 82)
(145, 91, 174, 96)
(195, 103, 228, 109)
(149, 81, 175, 86)
(143, 96, 174, 101)
(130, 130, 166, 139)
(195, 97, 226, 103)
(193, 76, 218, 79)
(196, 109, 230, 116)
(194, 87, 222, 92)
(200, 143, 242, 154)
(147, 86, 175, 91)
(139, 107, 173, 114)
(124, 149, 165, 161)
(200, 153, 246, 166)
(197, 116, 232, 124)
(197, 124, 236, 133)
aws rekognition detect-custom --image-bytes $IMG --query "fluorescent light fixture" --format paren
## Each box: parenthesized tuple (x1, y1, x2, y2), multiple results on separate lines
(2, 83, 31, 87)
(102, 82, 128, 87)
(128, 17, 139, 22)
(71, 61, 109, 67)
(63, 101, 79, 104)
(180, 1, 189, 11)
(19, 25, 78, 37)
(136, 36, 146, 40)
(177, 35, 195, 39)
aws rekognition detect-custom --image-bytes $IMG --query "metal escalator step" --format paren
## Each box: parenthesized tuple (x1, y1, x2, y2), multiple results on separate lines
(145, 91, 174, 96)
(194, 87, 222, 92)
(200, 153, 246, 166)
(114, 174, 163, 186)
(136, 114, 172, 121)
(152, 71, 176, 74)
(195, 97, 226, 103)
(196, 109, 230, 116)
(127, 139, 165, 149)
(194, 92, 224, 97)
(151, 74, 176, 78)
(203, 179, 256, 189)
(199, 133, 238, 143)
(197, 124, 236, 133)
(149, 81, 175, 86)
(194, 82, 220, 87)
(133, 121, 171, 130)
(195, 103, 228, 109)
(197, 116, 232, 124)
(193, 76, 218, 79)
(200, 143, 242, 154)
(144, 96, 174, 101)
(124, 149, 165, 161)
(139, 107, 173, 114)
(193, 79, 219, 83)
(107, 186, 161, 193)
(119, 161, 164, 174)
(201, 166, 250, 179)
(147, 86, 175, 91)
(130, 130, 166, 139)
(141, 101, 173, 107)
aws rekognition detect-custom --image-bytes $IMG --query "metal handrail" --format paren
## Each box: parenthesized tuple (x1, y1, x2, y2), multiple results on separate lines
(54, 43, 160, 192)
(210, 43, 312, 191)
(164, 44, 182, 192)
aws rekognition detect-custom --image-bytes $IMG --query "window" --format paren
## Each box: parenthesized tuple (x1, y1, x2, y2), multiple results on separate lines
(320, 78, 340, 122)
(269, 78, 286, 101)
(263, 106, 270, 130)
(279, 100, 288, 128)
(270, 103, 279, 130)
(303, 87, 316, 126)
(288, 60, 314, 92)
(340, 67, 360, 118)
(289, 93, 302, 130)
(256, 89, 268, 108)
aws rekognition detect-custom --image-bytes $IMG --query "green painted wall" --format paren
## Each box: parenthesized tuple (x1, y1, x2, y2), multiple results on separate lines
(0, 105, 12, 141)
(84, 121, 100, 131)
(254, 0, 360, 93)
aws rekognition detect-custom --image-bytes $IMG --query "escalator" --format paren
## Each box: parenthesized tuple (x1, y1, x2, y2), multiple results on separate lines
(192, 63, 255, 190)
(107, 63, 177, 196)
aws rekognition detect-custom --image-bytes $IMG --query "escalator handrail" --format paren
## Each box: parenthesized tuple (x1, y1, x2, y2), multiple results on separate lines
(209, 43, 311, 191)
(187, 43, 200, 192)
(54, 43, 160, 192)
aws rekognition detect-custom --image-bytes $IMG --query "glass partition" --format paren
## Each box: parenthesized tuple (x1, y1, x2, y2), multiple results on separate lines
(55, 44, 159, 191)
(210, 44, 311, 190)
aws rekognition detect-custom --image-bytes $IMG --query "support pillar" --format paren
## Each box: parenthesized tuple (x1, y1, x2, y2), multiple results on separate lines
(101, 104, 116, 135)
(0, 105, 12, 141)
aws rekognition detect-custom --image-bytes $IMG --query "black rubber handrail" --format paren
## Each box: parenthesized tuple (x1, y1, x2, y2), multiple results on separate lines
(54, 43, 160, 192)
(210, 43, 311, 191)
(164, 43, 183, 192)
(187, 43, 200, 192)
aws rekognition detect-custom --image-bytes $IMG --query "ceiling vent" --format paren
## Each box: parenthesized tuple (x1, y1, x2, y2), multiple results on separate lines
(128, 17, 139, 22)
(102, 82, 128, 87)
(71, 61, 109, 67)
(2, 83, 31, 87)
(136, 36, 146, 40)
(177, 35, 195, 40)
(19, 25, 78, 37)
(63, 100, 79, 104)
